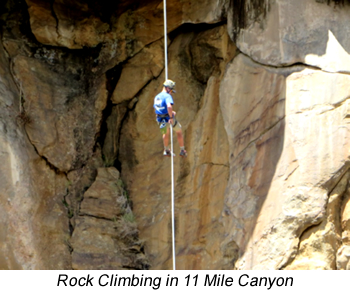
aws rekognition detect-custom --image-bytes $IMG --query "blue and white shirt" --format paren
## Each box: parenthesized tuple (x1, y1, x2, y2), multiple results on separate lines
(154, 92, 174, 121)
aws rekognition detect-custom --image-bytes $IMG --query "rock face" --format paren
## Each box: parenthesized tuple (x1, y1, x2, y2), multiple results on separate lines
(111, 39, 164, 105)
(71, 167, 149, 270)
(220, 54, 350, 269)
(13, 55, 107, 172)
(0, 36, 70, 269)
(229, 0, 350, 72)
(1, 0, 350, 270)
(118, 25, 233, 269)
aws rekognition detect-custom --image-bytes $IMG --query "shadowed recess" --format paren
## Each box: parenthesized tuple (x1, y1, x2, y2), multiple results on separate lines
(317, 0, 350, 5)
(229, 0, 270, 42)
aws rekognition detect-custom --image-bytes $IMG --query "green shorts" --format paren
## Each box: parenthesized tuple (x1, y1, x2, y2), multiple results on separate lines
(158, 117, 182, 134)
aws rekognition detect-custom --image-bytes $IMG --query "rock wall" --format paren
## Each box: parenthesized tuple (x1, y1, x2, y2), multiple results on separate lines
(1, 0, 350, 270)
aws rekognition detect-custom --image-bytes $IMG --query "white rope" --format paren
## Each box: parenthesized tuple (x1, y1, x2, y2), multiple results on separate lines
(170, 120, 176, 270)
(164, 0, 168, 80)
(164, 0, 176, 270)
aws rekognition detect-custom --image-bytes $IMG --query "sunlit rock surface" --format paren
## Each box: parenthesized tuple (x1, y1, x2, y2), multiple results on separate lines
(220, 54, 350, 269)
(230, 0, 350, 72)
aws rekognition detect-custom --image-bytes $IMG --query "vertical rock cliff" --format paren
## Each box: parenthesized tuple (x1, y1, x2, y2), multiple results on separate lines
(0, 0, 350, 270)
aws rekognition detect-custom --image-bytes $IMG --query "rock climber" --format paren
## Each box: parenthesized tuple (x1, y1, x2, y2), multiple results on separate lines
(153, 79, 187, 157)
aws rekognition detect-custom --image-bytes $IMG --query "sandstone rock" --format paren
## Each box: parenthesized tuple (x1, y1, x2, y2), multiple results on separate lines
(118, 27, 232, 269)
(220, 54, 350, 269)
(190, 25, 236, 83)
(54, 0, 110, 48)
(181, 0, 228, 24)
(2, 142, 72, 270)
(26, 153, 72, 269)
(79, 167, 126, 220)
(26, 0, 110, 49)
(285, 170, 347, 270)
(118, 77, 180, 269)
(72, 216, 130, 270)
(66, 147, 104, 229)
(12, 55, 108, 172)
(229, 0, 350, 72)
(26, 0, 60, 47)
(111, 40, 164, 104)
(4, 0, 350, 271)
(71, 167, 149, 270)
(335, 175, 350, 269)
(341, 187, 350, 245)
(175, 76, 229, 269)
(25, 0, 229, 73)
(337, 245, 350, 270)
(0, 41, 71, 269)
(111, 25, 234, 105)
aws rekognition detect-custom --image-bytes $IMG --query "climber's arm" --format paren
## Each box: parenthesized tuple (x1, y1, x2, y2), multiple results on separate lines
(167, 103, 174, 125)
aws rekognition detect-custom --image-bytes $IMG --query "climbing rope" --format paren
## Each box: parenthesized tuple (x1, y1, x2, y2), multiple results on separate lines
(170, 115, 176, 271)
(164, 0, 168, 80)
(163, 0, 176, 270)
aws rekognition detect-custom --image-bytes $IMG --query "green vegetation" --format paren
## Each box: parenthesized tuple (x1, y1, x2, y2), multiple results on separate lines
(123, 212, 136, 223)
(102, 154, 115, 167)
(62, 198, 74, 219)
(114, 179, 130, 201)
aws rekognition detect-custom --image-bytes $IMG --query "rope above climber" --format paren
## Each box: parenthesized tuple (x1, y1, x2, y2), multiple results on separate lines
(154, 80, 187, 157)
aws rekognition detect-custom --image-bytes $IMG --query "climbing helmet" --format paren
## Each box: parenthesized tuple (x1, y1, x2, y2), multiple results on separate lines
(163, 79, 176, 93)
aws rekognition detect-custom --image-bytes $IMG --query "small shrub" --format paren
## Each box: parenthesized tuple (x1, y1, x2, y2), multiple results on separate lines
(62, 199, 74, 218)
(102, 154, 115, 167)
(123, 212, 135, 223)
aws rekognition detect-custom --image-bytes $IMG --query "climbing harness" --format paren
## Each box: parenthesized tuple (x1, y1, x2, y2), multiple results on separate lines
(163, 0, 176, 270)
(159, 120, 167, 134)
